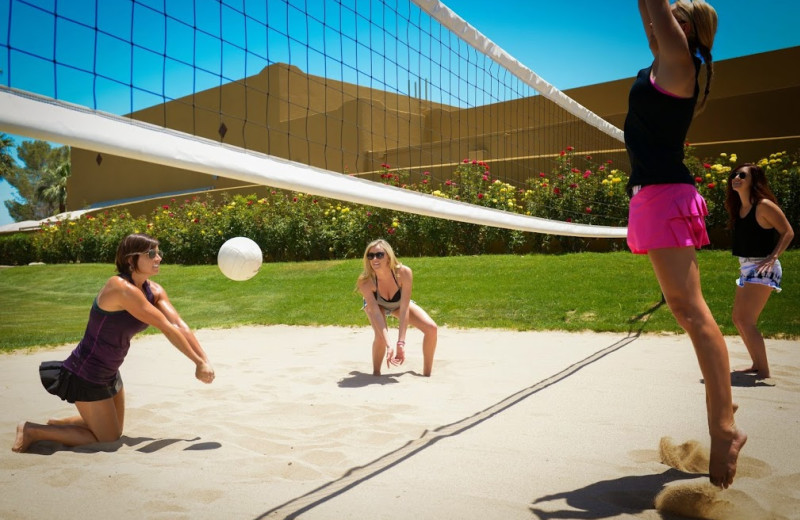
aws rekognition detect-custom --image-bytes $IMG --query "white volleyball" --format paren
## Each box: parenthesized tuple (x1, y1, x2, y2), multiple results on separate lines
(217, 237, 263, 281)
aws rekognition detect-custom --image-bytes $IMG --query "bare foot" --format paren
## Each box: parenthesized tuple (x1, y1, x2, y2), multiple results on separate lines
(709, 427, 747, 489)
(733, 365, 758, 374)
(12, 422, 31, 453)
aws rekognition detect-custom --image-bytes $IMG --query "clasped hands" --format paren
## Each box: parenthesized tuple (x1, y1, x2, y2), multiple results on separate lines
(385, 341, 406, 368)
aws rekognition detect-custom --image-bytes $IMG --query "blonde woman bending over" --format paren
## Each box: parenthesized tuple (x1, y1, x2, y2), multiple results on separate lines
(356, 239, 437, 376)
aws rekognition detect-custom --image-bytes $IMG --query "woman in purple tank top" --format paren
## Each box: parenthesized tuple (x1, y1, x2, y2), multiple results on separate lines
(13, 234, 215, 453)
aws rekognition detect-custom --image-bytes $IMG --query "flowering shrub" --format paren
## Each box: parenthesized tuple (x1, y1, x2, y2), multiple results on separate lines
(1, 147, 797, 264)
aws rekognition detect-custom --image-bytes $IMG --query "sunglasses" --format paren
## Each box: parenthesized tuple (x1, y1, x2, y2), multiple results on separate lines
(366, 251, 385, 260)
(128, 248, 162, 259)
(729, 171, 747, 180)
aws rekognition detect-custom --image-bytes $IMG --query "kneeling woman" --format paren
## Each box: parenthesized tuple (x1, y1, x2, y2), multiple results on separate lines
(356, 239, 437, 376)
(13, 233, 215, 453)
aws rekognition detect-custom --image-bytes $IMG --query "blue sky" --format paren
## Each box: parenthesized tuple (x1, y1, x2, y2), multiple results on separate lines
(2, 0, 799, 226)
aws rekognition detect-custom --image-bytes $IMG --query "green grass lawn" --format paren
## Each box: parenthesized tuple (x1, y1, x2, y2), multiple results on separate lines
(1, 250, 798, 351)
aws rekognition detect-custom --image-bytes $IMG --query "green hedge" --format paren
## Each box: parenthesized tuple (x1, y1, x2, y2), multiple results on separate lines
(1, 147, 798, 265)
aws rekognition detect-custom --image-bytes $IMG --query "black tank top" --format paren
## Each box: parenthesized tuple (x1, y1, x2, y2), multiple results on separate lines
(624, 60, 700, 193)
(732, 205, 778, 258)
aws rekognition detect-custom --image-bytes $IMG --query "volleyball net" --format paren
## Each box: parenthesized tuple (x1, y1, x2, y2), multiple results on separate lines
(0, 0, 628, 238)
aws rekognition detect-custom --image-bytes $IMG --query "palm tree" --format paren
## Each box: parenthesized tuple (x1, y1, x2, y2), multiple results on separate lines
(36, 151, 71, 215)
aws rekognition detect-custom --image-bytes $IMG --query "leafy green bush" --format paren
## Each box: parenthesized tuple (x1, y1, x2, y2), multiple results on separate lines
(1, 147, 797, 265)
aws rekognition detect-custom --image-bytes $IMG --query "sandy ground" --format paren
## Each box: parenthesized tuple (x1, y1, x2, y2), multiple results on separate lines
(2, 325, 799, 519)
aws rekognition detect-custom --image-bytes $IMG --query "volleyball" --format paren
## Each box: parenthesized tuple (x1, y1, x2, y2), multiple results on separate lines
(217, 237, 263, 281)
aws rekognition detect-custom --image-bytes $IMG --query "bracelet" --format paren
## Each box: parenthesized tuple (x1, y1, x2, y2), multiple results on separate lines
(396, 340, 405, 346)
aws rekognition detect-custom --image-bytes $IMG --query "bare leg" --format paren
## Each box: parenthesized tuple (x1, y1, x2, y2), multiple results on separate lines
(364, 307, 391, 375)
(731, 283, 773, 378)
(407, 302, 438, 376)
(12, 389, 125, 453)
(648, 248, 747, 488)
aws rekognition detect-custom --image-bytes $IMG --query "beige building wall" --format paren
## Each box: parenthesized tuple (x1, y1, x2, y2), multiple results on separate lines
(67, 47, 800, 214)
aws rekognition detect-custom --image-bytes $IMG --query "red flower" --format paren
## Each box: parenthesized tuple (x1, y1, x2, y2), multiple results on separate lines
(703, 163, 711, 169)
(472, 160, 477, 165)
(193, 218, 199, 223)
(585, 207, 592, 214)
(553, 187, 561, 194)
(292, 197, 298, 202)
(694, 176, 703, 183)
(569, 183, 578, 189)
(482, 175, 489, 181)
(387, 227, 396, 234)
(566, 146, 574, 151)
(539, 172, 546, 177)
(566, 217, 572, 222)
(162, 205, 169, 210)
(423, 171, 430, 176)
(571, 168, 580, 173)
(707, 183, 716, 189)
(463, 158, 469, 163)
(585, 155, 592, 160)
(422, 179, 429, 184)
(445, 180, 452, 186)
(559, 150, 566, 157)
(478, 193, 484, 199)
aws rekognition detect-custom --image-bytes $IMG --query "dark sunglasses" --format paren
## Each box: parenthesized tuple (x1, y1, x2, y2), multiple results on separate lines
(729, 171, 747, 180)
(366, 251, 385, 260)
(129, 248, 162, 259)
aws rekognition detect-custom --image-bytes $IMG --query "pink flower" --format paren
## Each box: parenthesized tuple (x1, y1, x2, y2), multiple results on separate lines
(482, 175, 489, 181)
(445, 180, 452, 186)
(583, 171, 591, 178)
(571, 168, 580, 173)
(422, 179, 429, 184)
(423, 171, 430, 176)
(599, 165, 605, 171)
(472, 160, 477, 165)
(463, 158, 469, 163)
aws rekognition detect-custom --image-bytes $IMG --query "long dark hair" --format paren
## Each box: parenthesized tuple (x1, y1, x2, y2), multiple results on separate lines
(725, 163, 777, 229)
(115, 233, 159, 276)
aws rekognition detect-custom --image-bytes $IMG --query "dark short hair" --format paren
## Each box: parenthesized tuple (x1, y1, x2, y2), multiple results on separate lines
(115, 233, 159, 276)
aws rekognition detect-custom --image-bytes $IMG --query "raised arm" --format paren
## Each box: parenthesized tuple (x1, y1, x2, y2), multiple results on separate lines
(643, 0, 696, 96)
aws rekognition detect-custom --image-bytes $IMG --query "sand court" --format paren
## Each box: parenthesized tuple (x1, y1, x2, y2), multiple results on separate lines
(2, 325, 799, 519)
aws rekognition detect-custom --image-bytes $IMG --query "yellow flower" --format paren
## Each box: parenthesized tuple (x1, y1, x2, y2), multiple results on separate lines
(720, 152, 727, 157)
(730, 154, 737, 163)
(392, 221, 399, 228)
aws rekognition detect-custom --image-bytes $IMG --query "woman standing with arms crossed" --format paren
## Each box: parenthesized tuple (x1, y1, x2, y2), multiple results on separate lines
(726, 163, 794, 379)
(625, 0, 746, 488)
(356, 239, 437, 377)
(13, 233, 215, 453)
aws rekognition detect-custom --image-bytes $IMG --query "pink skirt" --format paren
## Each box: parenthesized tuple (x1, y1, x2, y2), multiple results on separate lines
(627, 184, 709, 255)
